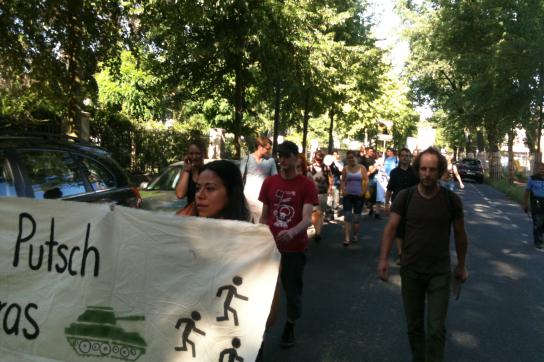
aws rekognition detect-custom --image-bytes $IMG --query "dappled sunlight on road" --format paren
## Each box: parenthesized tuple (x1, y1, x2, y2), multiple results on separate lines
(472, 205, 491, 213)
(488, 260, 527, 279)
(389, 274, 401, 289)
(450, 330, 479, 349)
(500, 248, 531, 260)
(466, 218, 517, 229)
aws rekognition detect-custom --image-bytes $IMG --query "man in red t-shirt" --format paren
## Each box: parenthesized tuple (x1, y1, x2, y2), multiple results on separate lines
(259, 140, 318, 349)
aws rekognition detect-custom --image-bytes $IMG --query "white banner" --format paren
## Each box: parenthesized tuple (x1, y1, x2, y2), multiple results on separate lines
(376, 171, 388, 203)
(0, 198, 280, 362)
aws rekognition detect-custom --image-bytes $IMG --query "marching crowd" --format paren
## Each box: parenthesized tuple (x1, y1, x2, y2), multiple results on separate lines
(173, 136, 469, 362)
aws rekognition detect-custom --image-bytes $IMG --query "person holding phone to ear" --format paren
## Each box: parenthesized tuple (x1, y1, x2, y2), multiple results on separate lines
(176, 140, 206, 205)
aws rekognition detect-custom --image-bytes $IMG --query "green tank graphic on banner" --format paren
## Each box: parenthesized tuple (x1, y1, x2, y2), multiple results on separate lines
(65, 306, 146, 361)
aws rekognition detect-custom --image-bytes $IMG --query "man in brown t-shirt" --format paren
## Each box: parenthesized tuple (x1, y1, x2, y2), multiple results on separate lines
(378, 147, 469, 362)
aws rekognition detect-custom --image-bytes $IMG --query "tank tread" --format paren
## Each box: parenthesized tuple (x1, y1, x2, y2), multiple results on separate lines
(66, 336, 145, 361)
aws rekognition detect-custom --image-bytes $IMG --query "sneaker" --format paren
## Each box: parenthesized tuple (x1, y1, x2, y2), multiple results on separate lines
(280, 322, 295, 348)
(536, 244, 544, 250)
(352, 235, 358, 243)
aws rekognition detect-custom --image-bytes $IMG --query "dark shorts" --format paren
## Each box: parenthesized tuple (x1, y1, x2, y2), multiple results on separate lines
(343, 194, 364, 214)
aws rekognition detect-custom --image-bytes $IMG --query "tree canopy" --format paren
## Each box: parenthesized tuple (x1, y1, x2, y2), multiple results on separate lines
(1, 0, 419, 165)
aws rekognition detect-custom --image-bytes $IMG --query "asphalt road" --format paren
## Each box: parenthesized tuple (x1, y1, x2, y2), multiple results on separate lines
(261, 181, 544, 362)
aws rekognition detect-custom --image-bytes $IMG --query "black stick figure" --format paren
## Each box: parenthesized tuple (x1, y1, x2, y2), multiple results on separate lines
(219, 337, 244, 362)
(175, 311, 206, 358)
(216, 276, 248, 326)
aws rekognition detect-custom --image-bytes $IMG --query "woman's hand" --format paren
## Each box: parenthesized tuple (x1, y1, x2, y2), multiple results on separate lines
(183, 156, 193, 173)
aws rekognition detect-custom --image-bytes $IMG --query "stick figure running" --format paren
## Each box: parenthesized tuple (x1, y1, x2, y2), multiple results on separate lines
(219, 337, 244, 362)
(175, 311, 206, 358)
(216, 276, 248, 326)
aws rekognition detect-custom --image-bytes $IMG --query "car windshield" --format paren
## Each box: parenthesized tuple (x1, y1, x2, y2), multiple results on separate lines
(0, 151, 16, 197)
(461, 159, 481, 167)
(18, 150, 87, 199)
(147, 165, 182, 190)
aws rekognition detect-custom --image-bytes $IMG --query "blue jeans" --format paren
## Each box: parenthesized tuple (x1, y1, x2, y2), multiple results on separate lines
(401, 268, 451, 362)
(439, 180, 455, 191)
(280, 252, 307, 321)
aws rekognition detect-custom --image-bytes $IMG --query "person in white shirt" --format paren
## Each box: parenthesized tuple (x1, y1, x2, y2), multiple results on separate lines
(240, 136, 277, 223)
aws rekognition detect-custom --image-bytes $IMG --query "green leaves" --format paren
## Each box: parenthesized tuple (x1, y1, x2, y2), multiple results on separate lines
(1, 0, 417, 156)
(403, 0, 544, 154)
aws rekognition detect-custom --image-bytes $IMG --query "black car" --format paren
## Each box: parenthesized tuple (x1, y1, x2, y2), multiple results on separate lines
(0, 135, 142, 207)
(457, 158, 484, 183)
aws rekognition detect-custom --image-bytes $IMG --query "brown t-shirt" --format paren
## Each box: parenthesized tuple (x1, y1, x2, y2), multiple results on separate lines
(391, 186, 463, 274)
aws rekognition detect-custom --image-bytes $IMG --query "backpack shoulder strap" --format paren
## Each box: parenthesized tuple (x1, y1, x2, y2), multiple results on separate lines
(403, 185, 416, 217)
(242, 154, 250, 186)
(441, 186, 456, 219)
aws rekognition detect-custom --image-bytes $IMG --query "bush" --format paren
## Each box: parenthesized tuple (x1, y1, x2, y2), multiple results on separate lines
(92, 109, 205, 174)
(488, 178, 525, 205)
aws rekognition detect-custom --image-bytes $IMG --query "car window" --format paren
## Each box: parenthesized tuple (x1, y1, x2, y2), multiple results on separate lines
(149, 166, 182, 190)
(0, 151, 17, 197)
(18, 150, 86, 199)
(80, 157, 116, 191)
(462, 159, 481, 167)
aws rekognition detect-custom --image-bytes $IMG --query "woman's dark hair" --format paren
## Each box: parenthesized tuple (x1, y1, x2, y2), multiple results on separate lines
(187, 139, 206, 154)
(412, 146, 448, 176)
(198, 160, 250, 221)
(346, 150, 357, 158)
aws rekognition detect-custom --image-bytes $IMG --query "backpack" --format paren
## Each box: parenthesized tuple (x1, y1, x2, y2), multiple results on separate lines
(398, 185, 455, 238)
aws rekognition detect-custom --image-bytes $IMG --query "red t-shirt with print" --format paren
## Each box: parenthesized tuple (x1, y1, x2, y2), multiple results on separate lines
(259, 174, 318, 252)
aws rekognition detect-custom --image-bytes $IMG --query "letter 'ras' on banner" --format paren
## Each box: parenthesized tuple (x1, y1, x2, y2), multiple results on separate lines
(0, 198, 280, 362)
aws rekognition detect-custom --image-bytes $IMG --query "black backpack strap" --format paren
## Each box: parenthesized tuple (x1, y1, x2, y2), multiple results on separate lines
(397, 185, 416, 239)
(402, 185, 416, 218)
(441, 186, 456, 220)
(242, 154, 250, 187)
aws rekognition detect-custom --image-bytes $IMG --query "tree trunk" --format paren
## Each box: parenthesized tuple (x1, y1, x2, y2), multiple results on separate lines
(487, 128, 501, 180)
(507, 129, 515, 183)
(476, 129, 485, 154)
(302, 93, 310, 155)
(272, 84, 281, 153)
(233, 63, 244, 159)
(328, 106, 334, 153)
(537, 61, 544, 163)
(65, 0, 84, 137)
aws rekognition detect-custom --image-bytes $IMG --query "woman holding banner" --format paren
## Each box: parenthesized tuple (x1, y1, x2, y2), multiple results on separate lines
(178, 159, 250, 221)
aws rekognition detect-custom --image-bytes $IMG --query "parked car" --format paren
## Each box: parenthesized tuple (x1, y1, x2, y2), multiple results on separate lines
(0, 135, 142, 207)
(139, 161, 185, 212)
(140, 159, 241, 212)
(457, 158, 484, 183)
